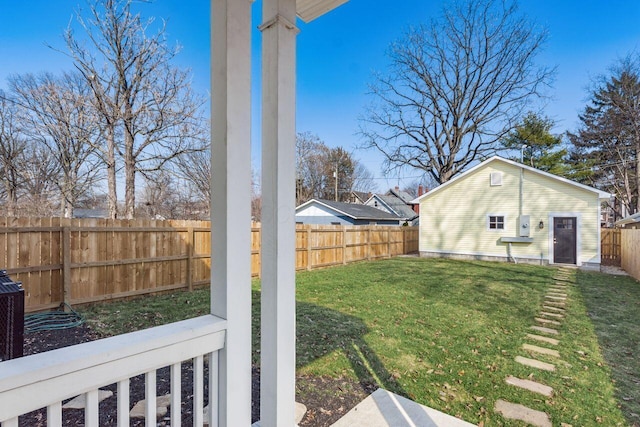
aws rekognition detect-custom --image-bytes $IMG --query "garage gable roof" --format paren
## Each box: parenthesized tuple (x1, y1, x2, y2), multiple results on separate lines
(410, 156, 611, 203)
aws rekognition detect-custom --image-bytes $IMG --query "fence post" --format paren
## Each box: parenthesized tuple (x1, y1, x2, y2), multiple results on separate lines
(306, 226, 312, 271)
(342, 226, 347, 265)
(62, 223, 71, 310)
(186, 226, 194, 292)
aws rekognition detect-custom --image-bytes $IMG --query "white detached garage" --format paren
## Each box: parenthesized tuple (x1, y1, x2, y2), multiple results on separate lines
(412, 156, 610, 269)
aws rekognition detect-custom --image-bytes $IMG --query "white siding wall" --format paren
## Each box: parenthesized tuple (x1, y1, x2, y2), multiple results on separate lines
(419, 161, 601, 265)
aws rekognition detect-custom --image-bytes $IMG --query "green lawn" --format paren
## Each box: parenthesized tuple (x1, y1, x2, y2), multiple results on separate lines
(81, 257, 636, 426)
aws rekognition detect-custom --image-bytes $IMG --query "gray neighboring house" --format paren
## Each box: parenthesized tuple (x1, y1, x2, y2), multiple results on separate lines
(615, 212, 640, 229)
(295, 199, 402, 225)
(365, 189, 419, 226)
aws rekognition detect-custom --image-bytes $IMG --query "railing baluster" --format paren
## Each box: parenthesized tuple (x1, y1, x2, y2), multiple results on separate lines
(170, 362, 182, 427)
(47, 401, 62, 427)
(117, 379, 130, 427)
(85, 389, 99, 427)
(145, 371, 157, 427)
(193, 355, 204, 427)
(208, 351, 219, 427)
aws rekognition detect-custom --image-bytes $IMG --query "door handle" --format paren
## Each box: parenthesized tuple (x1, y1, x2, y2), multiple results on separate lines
(553, 238, 557, 244)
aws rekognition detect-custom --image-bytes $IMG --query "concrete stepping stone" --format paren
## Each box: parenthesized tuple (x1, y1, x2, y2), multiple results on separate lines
(523, 343, 560, 358)
(536, 317, 561, 326)
(63, 390, 113, 409)
(547, 292, 567, 298)
(549, 287, 567, 292)
(515, 356, 556, 371)
(530, 325, 558, 335)
(546, 295, 566, 301)
(130, 394, 171, 419)
(495, 399, 551, 427)
(543, 305, 565, 313)
(544, 300, 566, 308)
(540, 311, 564, 318)
(526, 333, 559, 346)
(505, 376, 554, 397)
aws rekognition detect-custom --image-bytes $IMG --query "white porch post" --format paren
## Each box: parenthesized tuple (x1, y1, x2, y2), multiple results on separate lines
(259, 0, 298, 426)
(210, 1, 253, 426)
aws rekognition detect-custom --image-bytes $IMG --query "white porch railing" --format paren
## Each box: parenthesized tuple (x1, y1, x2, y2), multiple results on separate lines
(0, 315, 226, 427)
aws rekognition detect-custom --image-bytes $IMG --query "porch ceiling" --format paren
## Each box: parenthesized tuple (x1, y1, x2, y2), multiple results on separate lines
(296, 0, 348, 22)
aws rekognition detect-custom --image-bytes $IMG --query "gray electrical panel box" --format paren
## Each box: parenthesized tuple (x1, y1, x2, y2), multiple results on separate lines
(519, 215, 531, 237)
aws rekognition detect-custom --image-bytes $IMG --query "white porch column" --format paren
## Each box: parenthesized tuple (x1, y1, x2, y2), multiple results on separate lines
(210, 1, 253, 426)
(259, 0, 298, 426)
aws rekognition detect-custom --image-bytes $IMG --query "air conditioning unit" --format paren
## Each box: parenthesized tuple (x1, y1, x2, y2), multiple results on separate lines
(0, 270, 24, 361)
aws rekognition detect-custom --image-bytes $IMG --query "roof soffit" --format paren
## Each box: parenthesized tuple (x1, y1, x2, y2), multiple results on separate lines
(296, 0, 348, 22)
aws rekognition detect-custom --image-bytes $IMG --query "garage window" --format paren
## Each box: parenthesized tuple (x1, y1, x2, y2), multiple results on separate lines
(488, 215, 505, 230)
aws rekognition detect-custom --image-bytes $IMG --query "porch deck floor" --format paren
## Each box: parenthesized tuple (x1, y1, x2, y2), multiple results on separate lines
(330, 388, 476, 427)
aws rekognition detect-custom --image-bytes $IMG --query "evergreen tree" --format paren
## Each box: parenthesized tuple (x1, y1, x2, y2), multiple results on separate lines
(502, 112, 569, 176)
(567, 56, 640, 216)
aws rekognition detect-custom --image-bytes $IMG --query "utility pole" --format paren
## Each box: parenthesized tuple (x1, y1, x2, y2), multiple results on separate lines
(334, 162, 338, 201)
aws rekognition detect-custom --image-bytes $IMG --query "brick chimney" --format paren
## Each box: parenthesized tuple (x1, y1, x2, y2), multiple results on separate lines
(413, 185, 427, 215)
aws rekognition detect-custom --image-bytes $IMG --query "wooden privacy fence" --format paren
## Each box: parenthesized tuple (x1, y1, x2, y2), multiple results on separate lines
(601, 228, 621, 266)
(0, 218, 418, 312)
(621, 229, 640, 282)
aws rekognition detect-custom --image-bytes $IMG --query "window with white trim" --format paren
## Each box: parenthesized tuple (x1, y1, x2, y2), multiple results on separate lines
(488, 215, 505, 230)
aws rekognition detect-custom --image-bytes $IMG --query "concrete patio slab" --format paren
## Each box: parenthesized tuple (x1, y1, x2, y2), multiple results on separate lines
(494, 399, 551, 427)
(505, 376, 553, 397)
(251, 402, 307, 427)
(330, 388, 476, 427)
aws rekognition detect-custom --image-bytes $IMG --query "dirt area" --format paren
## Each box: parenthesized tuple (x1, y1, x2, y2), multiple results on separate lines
(600, 265, 629, 276)
(18, 325, 371, 426)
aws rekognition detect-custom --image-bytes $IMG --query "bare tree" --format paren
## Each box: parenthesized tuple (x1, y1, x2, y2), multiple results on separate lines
(9, 72, 102, 218)
(352, 161, 378, 194)
(18, 140, 60, 216)
(0, 92, 26, 216)
(63, 0, 207, 219)
(296, 132, 329, 205)
(360, 0, 554, 184)
(174, 144, 211, 204)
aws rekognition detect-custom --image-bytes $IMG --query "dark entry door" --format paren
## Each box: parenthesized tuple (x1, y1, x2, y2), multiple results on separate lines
(553, 217, 577, 264)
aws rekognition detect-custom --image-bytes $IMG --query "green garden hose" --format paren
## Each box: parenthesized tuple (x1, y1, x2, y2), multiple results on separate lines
(24, 303, 84, 332)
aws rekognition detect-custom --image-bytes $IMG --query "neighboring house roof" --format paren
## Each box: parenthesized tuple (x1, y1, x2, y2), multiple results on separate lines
(615, 212, 640, 227)
(349, 191, 370, 204)
(387, 188, 415, 204)
(296, 199, 402, 221)
(368, 194, 418, 220)
(411, 156, 611, 203)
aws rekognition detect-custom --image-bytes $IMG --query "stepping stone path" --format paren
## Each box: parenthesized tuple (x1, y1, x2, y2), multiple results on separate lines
(62, 390, 113, 409)
(495, 267, 575, 426)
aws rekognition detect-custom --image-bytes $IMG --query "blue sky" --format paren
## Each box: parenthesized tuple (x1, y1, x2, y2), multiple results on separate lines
(1, 0, 639, 191)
